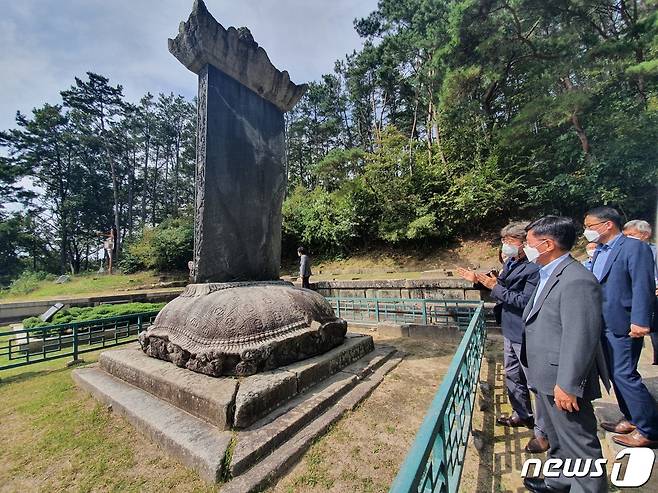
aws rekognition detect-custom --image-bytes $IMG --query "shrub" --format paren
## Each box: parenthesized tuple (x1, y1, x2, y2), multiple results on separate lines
(22, 302, 166, 329)
(120, 217, 193, 273)
(7, 271, 54, 296)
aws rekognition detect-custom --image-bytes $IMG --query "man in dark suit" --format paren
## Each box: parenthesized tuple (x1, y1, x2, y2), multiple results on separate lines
(459, 222, 547, 453)
(297, 246, 312, 289)
(521, 216, 608, 493)
(585, 207, 658, 447)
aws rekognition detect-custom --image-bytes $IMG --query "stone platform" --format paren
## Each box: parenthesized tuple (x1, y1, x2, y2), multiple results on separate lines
(72, 334, 402, 489)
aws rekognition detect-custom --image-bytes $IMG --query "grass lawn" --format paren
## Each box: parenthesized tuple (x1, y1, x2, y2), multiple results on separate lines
(0, 347, 218, 493)
(0, 272, 166, 303)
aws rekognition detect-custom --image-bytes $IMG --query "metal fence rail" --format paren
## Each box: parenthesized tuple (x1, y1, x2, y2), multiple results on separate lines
(327, 297, 481, 329)
(0, 311, 159, 370)
(389, 303, 487, 493)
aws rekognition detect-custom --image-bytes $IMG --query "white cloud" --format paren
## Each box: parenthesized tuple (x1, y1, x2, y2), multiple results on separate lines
(0, 0, 377, 132)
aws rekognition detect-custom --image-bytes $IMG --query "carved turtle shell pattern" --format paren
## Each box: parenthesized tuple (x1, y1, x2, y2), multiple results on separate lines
(144, 283, 337, 355)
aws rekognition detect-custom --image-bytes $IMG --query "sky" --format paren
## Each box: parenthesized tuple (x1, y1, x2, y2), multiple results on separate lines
(0, 0, 378, 133)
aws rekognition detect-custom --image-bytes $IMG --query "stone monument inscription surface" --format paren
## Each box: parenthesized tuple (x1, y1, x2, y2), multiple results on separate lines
(194, 63, 285, 282)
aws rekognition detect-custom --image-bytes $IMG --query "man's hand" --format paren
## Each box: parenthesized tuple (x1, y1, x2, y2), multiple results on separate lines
(554, 385, 579, 412)
(629, 324, 650, 338)
(456, 267, 477, 283)
(475, 272, 497, 290)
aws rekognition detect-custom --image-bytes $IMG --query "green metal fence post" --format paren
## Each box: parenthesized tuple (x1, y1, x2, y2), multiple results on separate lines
(68, 323, 84, 367)
(422, 300, 428, 325)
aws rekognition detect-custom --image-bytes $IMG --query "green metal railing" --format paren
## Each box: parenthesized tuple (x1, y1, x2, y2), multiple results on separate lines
(0, 311, 160, 370)
(389, 303, 487, 493)
(327, 297, 481, 328)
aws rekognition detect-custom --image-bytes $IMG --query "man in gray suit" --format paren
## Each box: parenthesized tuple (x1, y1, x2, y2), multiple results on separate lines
(521, 216, 609, 493)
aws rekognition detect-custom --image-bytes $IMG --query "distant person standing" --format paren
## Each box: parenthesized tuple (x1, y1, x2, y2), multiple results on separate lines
(457, 222, 548, 453)
(582, 242, 598, 271)
(298, 247, 312, 289)
(585, 207, 658, 448)
(623, 219, 658, 365)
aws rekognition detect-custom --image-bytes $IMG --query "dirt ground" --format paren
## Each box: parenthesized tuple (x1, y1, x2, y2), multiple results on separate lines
(281, 239, 503, 280)
(267, 331, 459, 493)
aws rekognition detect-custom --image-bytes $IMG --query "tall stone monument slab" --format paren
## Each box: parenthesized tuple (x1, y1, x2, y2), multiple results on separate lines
(138, 0, 348, 377)
(169, 0, 306, 282)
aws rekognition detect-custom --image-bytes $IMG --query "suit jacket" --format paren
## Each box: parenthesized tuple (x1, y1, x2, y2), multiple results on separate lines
(521, 256, 610, 400)
(490, 258, 540, 344)
(592, 235, 656, 335)
(299, 255, 312, 277)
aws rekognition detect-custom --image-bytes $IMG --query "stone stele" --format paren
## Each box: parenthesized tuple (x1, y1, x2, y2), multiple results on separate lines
(139, 0, 347, 377)
(170, 0, 307, 283)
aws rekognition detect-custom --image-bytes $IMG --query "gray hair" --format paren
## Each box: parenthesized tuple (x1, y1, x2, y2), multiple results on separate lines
(500, 221, 529, 241)
(623, 219, 652, 235)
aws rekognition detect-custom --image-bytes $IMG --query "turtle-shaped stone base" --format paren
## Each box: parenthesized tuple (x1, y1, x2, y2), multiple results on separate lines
(139, 281, 347, 377)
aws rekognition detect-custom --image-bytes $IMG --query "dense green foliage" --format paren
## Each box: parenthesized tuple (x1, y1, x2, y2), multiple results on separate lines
(284, 0, 658, 253)
(120, 215, 194, 273)
(22, 302, 165, 329)
(4, 271, 55, 296)
(2, 1, 658, 277)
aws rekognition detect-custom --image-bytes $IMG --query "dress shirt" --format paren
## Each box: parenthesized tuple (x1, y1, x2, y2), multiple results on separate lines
(532, 252, 571, 306)
(592, 233, 623, 281)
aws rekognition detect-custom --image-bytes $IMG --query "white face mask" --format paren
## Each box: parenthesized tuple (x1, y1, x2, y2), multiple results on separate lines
(523, 240, 548, 263)
(626, 235, 643, 241)
(583, 229, 601, 243)
(501, 243, 519, 258)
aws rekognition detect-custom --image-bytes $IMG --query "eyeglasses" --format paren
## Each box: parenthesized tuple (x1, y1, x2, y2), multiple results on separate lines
(583, 220, 607, 229)
(523, 239, 549, 248)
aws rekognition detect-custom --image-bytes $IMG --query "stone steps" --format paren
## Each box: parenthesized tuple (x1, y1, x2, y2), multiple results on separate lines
(98, 334, 374, 430)
(72, 339, 402, 490)
(71, 365, 232, 483)
(100, 346, 238, 429)
(222, 354, 404, 493)
(230, 345, 398, 476)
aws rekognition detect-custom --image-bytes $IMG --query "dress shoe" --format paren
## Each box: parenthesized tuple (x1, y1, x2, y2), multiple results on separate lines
(612, 430, 658, 448)
(523, 477, 569, 492)
(525, 436, 550, 454)
(600, 419, 636, 434)
(496, 414, 534, 429)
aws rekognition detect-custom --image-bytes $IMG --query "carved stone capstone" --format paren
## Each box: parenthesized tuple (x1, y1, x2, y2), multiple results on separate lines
(168, 0, 307, 112)
(139, 282, 347, 377)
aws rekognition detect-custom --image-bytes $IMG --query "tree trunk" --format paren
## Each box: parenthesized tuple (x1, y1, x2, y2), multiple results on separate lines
(561, 77, 591, 157)
(152, 145, 160, 226)
(174, 135, 181, 215)
(141, 132, 150, 228)
(127, 146, 136, 237)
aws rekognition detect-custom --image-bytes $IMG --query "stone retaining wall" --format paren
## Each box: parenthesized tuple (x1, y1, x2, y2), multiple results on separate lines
(310, 278, 489, 301)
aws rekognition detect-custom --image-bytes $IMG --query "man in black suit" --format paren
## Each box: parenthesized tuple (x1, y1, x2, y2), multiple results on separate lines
(458, 221, 547, 453)
(521, 216, 608, 493)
